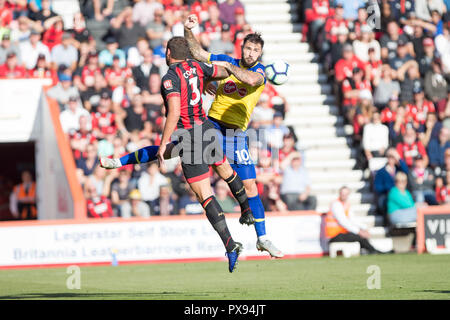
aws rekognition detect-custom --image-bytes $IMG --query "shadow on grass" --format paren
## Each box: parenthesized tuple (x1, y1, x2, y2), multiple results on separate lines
(421, 290, 450, 295)
(0, 291, 216, 299)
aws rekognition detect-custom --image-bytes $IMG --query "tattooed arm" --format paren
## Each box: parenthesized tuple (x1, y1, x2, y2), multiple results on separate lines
(183, 14, 260, 85)
(214, 61, 265, 87)
(184, 14, 210, 62)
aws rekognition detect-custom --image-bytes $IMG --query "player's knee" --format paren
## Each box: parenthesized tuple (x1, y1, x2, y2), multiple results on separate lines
(195, 190, 214, 203)
(189, 183, 214, 203)
(214, 161, 233, 179)
(243, 179, 258, 197)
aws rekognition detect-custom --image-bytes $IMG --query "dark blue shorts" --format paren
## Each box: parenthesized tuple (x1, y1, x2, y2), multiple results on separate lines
(208, 117, 256, 180)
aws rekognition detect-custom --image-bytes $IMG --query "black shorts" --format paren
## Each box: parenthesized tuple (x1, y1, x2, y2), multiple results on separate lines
(172, 120, 226, 184)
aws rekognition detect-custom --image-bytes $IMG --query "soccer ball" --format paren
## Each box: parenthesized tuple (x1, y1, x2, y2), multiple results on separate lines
(265, 60, 290, 85)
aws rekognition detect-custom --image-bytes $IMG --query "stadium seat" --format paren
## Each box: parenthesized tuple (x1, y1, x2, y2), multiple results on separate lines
(389, 223, 417, 253)
(329, 242, 360, 258)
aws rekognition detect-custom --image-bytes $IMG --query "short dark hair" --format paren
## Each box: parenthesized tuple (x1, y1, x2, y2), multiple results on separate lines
(243, 32, 264, 49)
(166, 36, 190, 60)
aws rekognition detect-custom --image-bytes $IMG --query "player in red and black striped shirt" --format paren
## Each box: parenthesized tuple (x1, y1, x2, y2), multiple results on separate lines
(160, 37, 256, 272)
(160, 57, 213, 131)
(101, 37, 253, 272)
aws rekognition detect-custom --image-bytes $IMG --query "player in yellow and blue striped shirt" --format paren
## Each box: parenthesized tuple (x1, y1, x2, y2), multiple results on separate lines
(100, 14, 283, 258)
(184, 15, 283, 258)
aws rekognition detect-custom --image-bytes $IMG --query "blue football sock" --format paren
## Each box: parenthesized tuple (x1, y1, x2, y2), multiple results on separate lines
(248, 195, 266, 238)
(119, 145, 159, 166)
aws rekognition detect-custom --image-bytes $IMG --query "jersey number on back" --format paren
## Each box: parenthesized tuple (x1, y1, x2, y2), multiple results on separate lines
(189, 76, 200, 106)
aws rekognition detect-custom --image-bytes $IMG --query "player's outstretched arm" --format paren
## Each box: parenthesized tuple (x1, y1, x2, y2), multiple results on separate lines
(214, 61, 264, 87)
(184, 14, 210, 62)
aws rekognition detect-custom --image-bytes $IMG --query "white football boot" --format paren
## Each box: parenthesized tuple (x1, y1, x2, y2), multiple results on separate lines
(256, 239, 284, 258)
(99, 157, 122, 169)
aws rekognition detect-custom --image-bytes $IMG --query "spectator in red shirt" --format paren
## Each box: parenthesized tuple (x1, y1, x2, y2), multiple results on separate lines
(42, 16, 64, 51)
(341, 67, 372, 124)
(435, 171, 450, 205)
(27, 53, 58, 85)
(342, 67, 372, 106)
(86, 182, 114, 218)
(0, 0, 13, 27)
(334, 44, 367, 83)
(74, 52, 102, 91)
(69, 115, 96, 160)
(165, 0, 187, 14)
(199, 5, 222, 49)
(390, 105, 415, 145)
(191, 0, 216, 23)
(305, 0, 332, 50)
(406, 86, 436, 132)
(104, 55, 132, 90)
(396, 124, 429, 168)
(255, 149, 282, 197)
(381, 95, 400, 140)
(278, 132, 297, 164)
(323, 3, 347, 45)
(0, 52, 26, 78)
(91, 90, 117, 139)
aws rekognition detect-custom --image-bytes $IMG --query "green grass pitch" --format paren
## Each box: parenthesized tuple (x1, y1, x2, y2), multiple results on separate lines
(0, 253, 449, 300)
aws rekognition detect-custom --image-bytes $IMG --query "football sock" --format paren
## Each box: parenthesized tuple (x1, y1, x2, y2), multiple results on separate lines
(202, 196, 235, 252)
(224, 171, 251, 214)
(119, 146, 159, 166)
(248, 195, 266, 238)
(119, 141, 179, 166)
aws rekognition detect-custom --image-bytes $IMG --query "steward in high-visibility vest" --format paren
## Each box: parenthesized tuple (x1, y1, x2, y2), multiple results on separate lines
(13, 171, 37, 220)
(325, 200, 351, 239)
(324, 186, 381, 254)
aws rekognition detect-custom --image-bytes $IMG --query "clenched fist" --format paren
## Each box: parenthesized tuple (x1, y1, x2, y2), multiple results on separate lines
(184, 14, 198, 30)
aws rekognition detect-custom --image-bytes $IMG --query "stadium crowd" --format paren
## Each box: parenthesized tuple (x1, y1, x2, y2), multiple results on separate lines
(0, 0, 312, 220)
(2, 0, 449, 223)
(300, 0, 450, 225)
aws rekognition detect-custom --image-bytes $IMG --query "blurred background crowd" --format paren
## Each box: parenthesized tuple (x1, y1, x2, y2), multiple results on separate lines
(300, 0, 450, 224)
(0, 0, 302, 219)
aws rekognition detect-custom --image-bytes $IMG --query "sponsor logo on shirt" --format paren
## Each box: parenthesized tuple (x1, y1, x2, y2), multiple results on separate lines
(223, 80, 237, 94)
(164, 80, 173, 90)
(238, 87, 247, 97)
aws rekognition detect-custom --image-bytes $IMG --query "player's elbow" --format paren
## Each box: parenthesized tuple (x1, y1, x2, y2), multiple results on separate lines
(248, 77, 261, 87)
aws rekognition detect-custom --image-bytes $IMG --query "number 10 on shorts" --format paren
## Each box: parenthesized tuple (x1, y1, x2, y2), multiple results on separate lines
(235, 149, 251, 164)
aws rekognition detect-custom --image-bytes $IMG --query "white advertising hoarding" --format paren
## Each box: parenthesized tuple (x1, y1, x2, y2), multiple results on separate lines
(0, 214, 326, 267)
